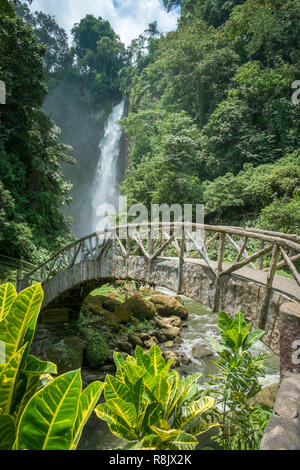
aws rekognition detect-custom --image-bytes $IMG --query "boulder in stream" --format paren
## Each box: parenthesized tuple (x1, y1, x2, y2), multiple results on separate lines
(115, 293, 156, 322)
(248, 382, 280, 408)
(192, 344, 214, 359)
(150, 293, 188, 319)
(160, 327, 181, 340)
(128, 332, 144, 348)
(155, 315, 182, 329)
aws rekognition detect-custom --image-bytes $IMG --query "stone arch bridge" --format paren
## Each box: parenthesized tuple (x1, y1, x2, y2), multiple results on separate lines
(18, 222, 300, 356)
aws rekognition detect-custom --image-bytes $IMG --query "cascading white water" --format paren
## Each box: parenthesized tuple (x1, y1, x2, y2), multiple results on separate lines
(91, 99, 126, 234)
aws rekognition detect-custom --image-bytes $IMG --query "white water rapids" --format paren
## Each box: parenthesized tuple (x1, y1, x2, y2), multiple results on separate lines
(90, 99, 126, 234)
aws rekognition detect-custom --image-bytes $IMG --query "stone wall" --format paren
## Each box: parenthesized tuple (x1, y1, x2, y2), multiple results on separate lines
(261, 302, 300, 450)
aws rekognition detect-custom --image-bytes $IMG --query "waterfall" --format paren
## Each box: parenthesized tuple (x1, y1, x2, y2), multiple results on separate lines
(91, 99, 126, 234)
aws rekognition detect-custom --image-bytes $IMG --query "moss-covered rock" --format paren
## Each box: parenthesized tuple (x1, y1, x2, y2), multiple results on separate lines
(83, 295, 120, 328)
(114, 293, 156, 323)
(41, 336, 85, 374)
(150, 293, 188, 319)
(100, 295, 122, 312)
(128, 332, 143, 347)
(80, 328, 110, 368)
(248, 382, 280, 408)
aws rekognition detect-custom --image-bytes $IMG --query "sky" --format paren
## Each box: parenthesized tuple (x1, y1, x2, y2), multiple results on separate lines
(28, 0, 179, 46)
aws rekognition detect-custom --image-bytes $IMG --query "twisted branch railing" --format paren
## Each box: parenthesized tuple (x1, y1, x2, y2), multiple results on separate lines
(18, 223, 300, 329)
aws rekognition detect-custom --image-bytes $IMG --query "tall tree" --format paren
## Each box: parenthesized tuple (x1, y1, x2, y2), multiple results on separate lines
(13, 2, 71, 79)
(71, 15, 125, 101)
(0, 8, 75, 261)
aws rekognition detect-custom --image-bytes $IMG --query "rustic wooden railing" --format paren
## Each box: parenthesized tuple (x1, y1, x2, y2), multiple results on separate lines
(18, 223, 300, 329)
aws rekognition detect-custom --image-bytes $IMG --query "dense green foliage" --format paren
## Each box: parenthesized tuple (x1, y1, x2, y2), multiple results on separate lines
(0, 282, 103, 450)
(95, 345, 217, 450)
(204, 311, 272, 450)
(120, 0, 300, 233)
(71, 15, 125, 103)
(13, 2, 70, 80)
(0, 3, 76, 263)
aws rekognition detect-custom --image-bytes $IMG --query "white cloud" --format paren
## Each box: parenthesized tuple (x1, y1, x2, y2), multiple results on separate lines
(29, 0, 178, 46)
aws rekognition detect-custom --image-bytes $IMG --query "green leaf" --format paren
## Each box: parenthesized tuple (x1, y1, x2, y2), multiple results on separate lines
(135, 345, 154, 375)
(15, 369, 82, 450)
(71, 381, 104, 450)
(106, 398, 137, 428)
(233, 312, 247, 333)
(184, 421, 220, 437)
(149, 344, 166, 375)
(0, 284, 43, 361)
(0, 283, 17, 321)
(22, 355, 57, 377)
(171, 431, 198, 450)
(160, 359, 174, 375)
(217, 311, 234, 332)
(142, 402, 163, 428)
(181, 372, 202, 389)
(154, 374, 170, 405)
(13, 375, 40, 423)
(0, 344, 27, 415)
(124, 362, 146, 384)
(151, 426, 181, 442)
(174, 396, 215, 428)
(131, 377, 144, 417)
(104, 375, 131, 402)
(140, 434, 159, 448)
(114, 351, 126, 370)
(94, 403, 116, 425)
(165, 370, 181, 418)
(109, 421, 138, 441)
(243, 329, 265, 350)
(0, 414, 16, 450)
(95, 404, 138, 440)
(38, 373, 55, 390)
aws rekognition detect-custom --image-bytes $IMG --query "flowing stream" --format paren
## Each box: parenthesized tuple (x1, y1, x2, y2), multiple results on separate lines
(90, 99, 126, 235)
(79, 292, 279, 450)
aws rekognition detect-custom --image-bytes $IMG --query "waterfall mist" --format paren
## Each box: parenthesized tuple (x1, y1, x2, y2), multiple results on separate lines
(90, 99, 126, 235)
(43, 80, 126, 239)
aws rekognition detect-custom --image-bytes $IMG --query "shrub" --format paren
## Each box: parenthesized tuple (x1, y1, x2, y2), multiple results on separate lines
(0, 282, 103, 450)
(95, 344, 218, 450)
(204, 311, 273, 450)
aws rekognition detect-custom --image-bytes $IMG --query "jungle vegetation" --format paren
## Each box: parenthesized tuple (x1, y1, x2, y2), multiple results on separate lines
(120, 0, 300, 234)
(0, 0, 300, 267)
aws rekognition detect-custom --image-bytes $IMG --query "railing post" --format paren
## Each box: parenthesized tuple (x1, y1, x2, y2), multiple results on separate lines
(258, 243, 280, 329)
(213, 233, 226, 312)
(147, 225, 154, 257)
(16, 257, 24, 293)
(217, 233, 226, 276)
(16, 270, 22, 293)
(126, 226, 130, 257)
(258, 240, 265, 270)
(177, 227, 185, 295)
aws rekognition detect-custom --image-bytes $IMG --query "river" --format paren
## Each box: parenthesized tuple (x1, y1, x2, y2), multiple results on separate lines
(79, 291, 279, 450)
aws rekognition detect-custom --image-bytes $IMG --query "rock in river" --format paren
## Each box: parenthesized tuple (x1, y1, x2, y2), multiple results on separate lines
(192, 344, 214, 358)
(150, 293, 188, 320)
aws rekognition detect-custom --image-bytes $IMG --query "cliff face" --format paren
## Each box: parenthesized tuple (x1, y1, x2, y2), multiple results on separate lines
(43, 81, 125, 238)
